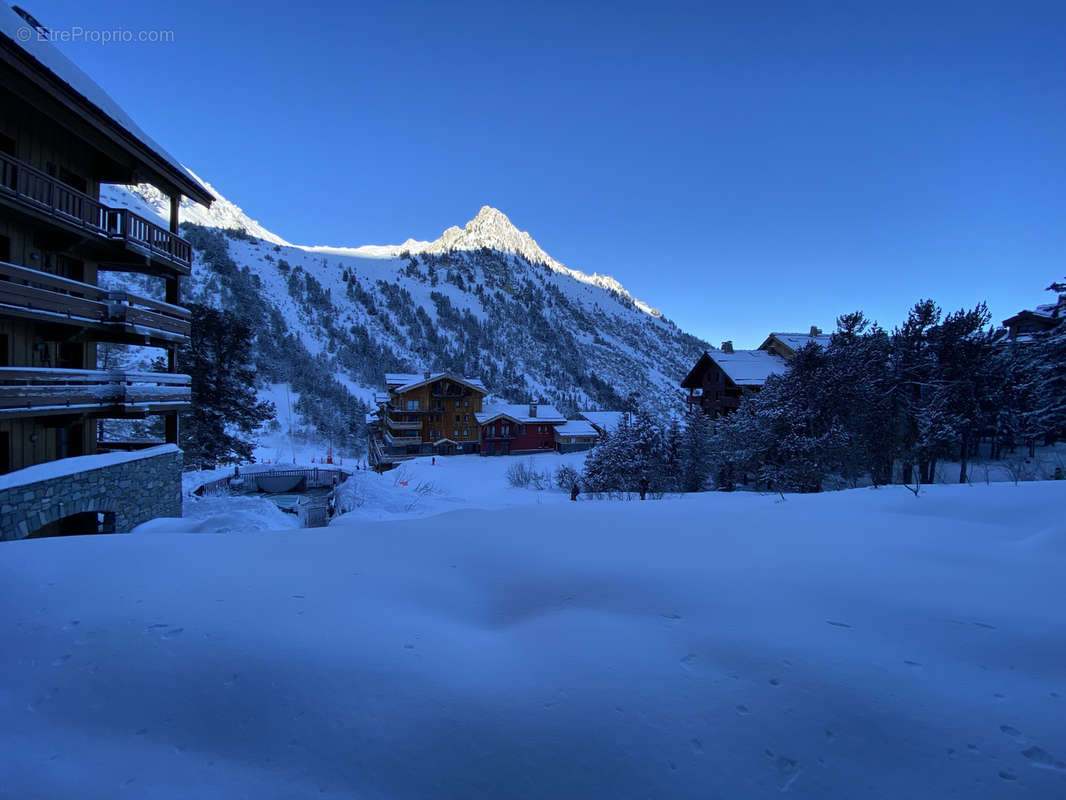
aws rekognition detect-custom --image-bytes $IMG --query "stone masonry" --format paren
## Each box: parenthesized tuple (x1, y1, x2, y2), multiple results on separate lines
(0, 446, 183, 540)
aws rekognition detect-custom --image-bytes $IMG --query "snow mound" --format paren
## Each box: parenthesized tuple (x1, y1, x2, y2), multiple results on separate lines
(132, 494, 299, 533)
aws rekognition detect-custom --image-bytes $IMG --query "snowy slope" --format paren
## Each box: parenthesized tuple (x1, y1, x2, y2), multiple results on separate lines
(2, 482, 1064, 798)
(103, 180, 710, 443)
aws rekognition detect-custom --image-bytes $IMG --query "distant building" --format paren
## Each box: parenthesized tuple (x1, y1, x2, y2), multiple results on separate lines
(554, 418, 599, 453)
(1002, 296, 1066, 341)
(477, 403, 566, 456)
(758, 327, 832, 358)
(0, 5, 213, 538)
(681, 341, 788, 418)
(368, 372, 487, 462)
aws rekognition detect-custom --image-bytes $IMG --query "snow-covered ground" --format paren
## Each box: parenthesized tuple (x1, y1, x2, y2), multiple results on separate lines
(332, 452, 589, 522)
(2, 481, 1064, 798)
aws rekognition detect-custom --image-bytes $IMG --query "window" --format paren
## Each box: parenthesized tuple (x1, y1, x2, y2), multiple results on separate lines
(406, 399, 420, 411)
(463, 400, 469, 407)
(455, 414, 461, 423)
(455, 400, 460, 409)
(453, 429, 459, 438)
(462, 429, 468, 438)
(502, 424, 510, 436)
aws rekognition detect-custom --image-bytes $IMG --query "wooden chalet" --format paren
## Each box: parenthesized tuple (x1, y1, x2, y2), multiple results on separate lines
(477, 402, 566, 456)
(0, 5, 212, 535)
(681, 341, 787, 418)
(369, 372, 488, 462)
(1002, 296, 1065, 340)
(554, 418, 599, 453)
(758, 327, 831, 358)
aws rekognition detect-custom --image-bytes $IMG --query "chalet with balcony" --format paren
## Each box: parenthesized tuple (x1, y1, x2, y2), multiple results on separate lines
(0, 5, 213, 538)
(477, 403, 566, 456)
(369, 372, 488, 463)
(682, 341, 787, 418)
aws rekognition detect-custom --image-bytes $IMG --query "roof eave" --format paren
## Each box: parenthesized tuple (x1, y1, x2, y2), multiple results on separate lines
(0, 35, 214, 207)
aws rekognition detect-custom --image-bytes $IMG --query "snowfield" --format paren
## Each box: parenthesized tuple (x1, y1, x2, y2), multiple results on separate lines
(2, 483, 1064, 799)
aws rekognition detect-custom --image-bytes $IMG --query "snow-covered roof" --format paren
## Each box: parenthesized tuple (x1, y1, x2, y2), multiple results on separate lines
(384, 372, 487, 394)
(761, 332, 833, 353)
(0, 444, 178, 491)
(555, 420, 598, 437)
(579, 411, 626, 433)
(372, 392, 389, 405)
(0, 6, 211, 205)
(475, 403, 566, 425)
(710, 350, 788, 387)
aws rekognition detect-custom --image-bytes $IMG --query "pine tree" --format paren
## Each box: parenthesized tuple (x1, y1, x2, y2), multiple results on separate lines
(179, 304, 276, 466)
(678, 406, 714, 492)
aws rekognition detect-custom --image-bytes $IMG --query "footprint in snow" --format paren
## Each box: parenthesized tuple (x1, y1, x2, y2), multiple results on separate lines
(736, 705, 750, 716)
(903, 660, 922, 667)
(826, 620, 852, 628)
(51, 654, 71, 667)
(999, 769, 1017, 781)
(161, 628, 183, 639)
(1021, 746, 1066, 772)
(1000, 725, 1027, 744)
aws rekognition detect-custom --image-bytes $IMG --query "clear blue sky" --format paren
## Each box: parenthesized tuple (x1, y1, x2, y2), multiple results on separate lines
(27, 0, 1066, 348)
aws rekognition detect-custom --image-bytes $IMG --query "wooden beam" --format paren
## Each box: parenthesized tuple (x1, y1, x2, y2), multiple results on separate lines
(165, 276, 180, 306)
(169, 194, 180, 234)
(164, 411, 179, 445)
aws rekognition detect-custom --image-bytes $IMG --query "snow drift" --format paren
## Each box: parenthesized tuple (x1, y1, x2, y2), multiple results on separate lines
(1, 483, 1064, 798)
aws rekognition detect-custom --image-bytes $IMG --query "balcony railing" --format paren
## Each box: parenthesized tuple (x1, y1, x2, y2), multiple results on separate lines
(385, 415, 422, 431)
(0, 368, 191, 417)
(0, 152, 191, 270)
(383, 429, 422, 445)
(0, 261, 190, 340)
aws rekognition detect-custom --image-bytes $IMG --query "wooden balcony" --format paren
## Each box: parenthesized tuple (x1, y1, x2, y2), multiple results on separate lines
(0, 152, 191, 274)
(385, 415, 422, 431)
(382, 428, 422, 445)
(0, 261, 190, 343)
(0, 368, 191, 419)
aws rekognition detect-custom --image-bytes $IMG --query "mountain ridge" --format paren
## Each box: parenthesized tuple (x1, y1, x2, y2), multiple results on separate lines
(101, 176, 708, 453)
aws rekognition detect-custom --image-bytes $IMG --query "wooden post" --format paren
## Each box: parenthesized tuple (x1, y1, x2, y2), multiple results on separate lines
(169, 193, 180, 233)
(165, 276, 180, 305)
(164, 411, 179, 445)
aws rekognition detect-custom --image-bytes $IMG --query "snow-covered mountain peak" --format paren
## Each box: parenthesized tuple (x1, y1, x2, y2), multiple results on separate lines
(107, 179, 662, 318)
(416, 205, 559, 271)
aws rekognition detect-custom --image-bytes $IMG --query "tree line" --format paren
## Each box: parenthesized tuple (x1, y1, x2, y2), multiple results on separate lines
(577, 282, 1065, 496)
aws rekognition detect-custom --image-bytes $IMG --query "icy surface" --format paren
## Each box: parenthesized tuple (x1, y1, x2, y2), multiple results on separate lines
(2, 482, 1064, 798)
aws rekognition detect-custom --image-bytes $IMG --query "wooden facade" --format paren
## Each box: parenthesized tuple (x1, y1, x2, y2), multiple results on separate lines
(0, 12, 209, 510)
(374, 373, 487, 460)
(681, 351, 748, 418)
